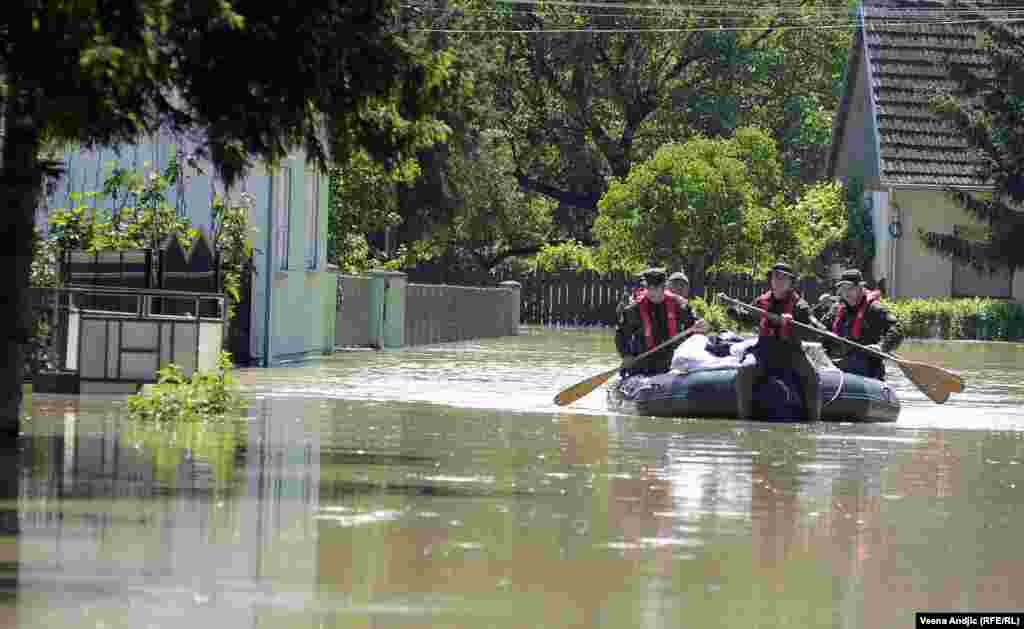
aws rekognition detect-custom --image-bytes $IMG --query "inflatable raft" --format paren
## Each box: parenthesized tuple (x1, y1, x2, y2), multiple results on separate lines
(606, 342, 900, 423)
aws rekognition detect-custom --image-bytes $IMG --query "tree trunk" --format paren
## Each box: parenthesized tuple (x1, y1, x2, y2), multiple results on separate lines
(0, 83, 44, 438)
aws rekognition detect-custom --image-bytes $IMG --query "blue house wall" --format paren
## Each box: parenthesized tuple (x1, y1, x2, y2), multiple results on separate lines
(42, 130, 335, 367)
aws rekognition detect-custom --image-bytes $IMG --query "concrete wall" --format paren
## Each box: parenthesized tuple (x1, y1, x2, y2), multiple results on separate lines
(404, 282, 521, 346)
(889, 188, 1023, 299)
(334, 273, 521, 349)
(335, 275, 374, 348)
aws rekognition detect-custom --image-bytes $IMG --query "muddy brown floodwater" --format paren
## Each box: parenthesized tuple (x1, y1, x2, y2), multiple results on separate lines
(8, 327, 1024, 628)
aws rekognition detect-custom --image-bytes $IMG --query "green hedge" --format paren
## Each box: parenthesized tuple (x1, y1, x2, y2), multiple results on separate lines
(882, 297, 1024, 341)
(690, 296, 732, 333)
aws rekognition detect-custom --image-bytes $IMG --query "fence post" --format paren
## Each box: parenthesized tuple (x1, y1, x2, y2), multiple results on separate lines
(368, 269, 407, 348)
(499, 280, 521, 335)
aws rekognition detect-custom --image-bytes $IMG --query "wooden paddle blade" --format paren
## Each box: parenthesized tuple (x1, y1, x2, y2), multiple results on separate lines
(553, 367, 620, 406)
(897, 361, 964, 404)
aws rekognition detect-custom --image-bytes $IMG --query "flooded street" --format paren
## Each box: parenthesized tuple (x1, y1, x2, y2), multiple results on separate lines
(10, 326, 1024, 628)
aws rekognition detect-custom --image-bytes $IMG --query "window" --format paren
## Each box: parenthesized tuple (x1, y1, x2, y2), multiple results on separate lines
(305, 171, 320, 270)
(274, 165, 291, 271)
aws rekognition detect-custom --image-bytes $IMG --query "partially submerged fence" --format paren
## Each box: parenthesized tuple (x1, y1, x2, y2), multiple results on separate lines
(405, 283, 519, 346)
(406, 268, 827, 325)
(28, 285, 226, 394)
(62, 232, 221, 317)
(334, 271, 520, 349)
(335, 275, 374, 348)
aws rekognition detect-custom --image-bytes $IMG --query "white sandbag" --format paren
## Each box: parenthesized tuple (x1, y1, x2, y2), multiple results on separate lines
(670, 334, 713, 371)
(671, 334, 747, 372)
(729, 337, 759, 358)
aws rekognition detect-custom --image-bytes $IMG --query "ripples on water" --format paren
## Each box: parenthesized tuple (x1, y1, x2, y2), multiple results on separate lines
(10, 327, 1024, 627)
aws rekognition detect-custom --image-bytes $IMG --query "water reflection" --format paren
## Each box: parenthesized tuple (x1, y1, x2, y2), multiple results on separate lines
(10, 330, 1024, 627)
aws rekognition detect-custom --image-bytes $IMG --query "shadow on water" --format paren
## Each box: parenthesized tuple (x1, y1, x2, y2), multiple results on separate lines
(10, 328, 1024, 627)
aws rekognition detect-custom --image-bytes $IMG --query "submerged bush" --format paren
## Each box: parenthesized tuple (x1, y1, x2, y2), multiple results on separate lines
(127, 352, 244, 421)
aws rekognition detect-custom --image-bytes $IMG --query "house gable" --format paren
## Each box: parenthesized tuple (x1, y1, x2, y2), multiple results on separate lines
(829, 0, 1000, 188)
(827, 30, 881, 186)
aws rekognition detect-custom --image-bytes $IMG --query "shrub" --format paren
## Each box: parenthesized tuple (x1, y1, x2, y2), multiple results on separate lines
(127, 352, 244, 422)
(882, 297, 1024, 341)
(690, 296, 732, 333)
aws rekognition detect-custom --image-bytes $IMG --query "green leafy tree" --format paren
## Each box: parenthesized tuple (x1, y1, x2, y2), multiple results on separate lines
(593, 128, 780, 294)
(922, 3, 1024, 271)
(737, 180, 849, 277)
(327, 150, 422, 272)
(594, 128, 848, 293)
(1, 0, 453, 434)
(402, 129, 557, 272)
(455, 0, 852, 241)
(45, 157, 199, 261)
(210, 192, 254, 320)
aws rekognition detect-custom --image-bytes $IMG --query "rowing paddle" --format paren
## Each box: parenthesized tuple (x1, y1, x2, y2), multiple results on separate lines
(553, 324, 703, 406)
(718, 293, 965, 404)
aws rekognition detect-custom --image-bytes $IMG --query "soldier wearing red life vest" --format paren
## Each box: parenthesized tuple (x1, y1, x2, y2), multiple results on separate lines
(667, 270, 690, 302)
(727, 262, 825, 421)
(615, 268, 706, 376)
(819, 269, 903, 380)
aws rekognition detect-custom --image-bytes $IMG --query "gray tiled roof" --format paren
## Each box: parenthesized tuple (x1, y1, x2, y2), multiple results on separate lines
(841, 0, 1017, 187)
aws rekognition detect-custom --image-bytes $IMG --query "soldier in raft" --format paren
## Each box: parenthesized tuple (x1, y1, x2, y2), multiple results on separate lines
(667, 270, 691, 301)
(726, 262, 826, 421)
(615, 268, 706, 377)
(819, 269, 903, 380)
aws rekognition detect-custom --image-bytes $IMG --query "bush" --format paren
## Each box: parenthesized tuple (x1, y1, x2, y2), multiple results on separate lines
(127, 352, 244, 421)
(690, 296, 732, 333)
(882, 297, 1024, 341)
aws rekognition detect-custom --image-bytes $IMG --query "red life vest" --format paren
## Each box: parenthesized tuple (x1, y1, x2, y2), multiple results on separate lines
(754, 290, 799, 339)
(832, 290, 881, 339)
(632, 288, 684, 306)
(637, 294, 679, 350)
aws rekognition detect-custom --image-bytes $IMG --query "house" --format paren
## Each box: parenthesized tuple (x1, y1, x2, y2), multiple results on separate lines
(43, 130, 336, 367)
(826, 0, 1024, 300)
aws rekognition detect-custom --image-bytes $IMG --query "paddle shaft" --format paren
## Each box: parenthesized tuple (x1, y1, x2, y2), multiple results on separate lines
(621, 325, 698, 372)
(718, 294, 897, 364)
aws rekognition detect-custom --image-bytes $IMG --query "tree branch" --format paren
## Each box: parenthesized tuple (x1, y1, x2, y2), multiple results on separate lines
(513, 171, 601, 211)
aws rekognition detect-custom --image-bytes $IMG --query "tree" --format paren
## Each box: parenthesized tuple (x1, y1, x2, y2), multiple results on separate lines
(411, 128, 558, 272)
(593, 128, 779, 294)
(1, 1, 453, 435)
(332, 1, 853, 277)
(455, 0, 852, 241)
(327, 150, 423, 272)
(923, 2, 1024, 271)
(593, 127, 848, 294)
